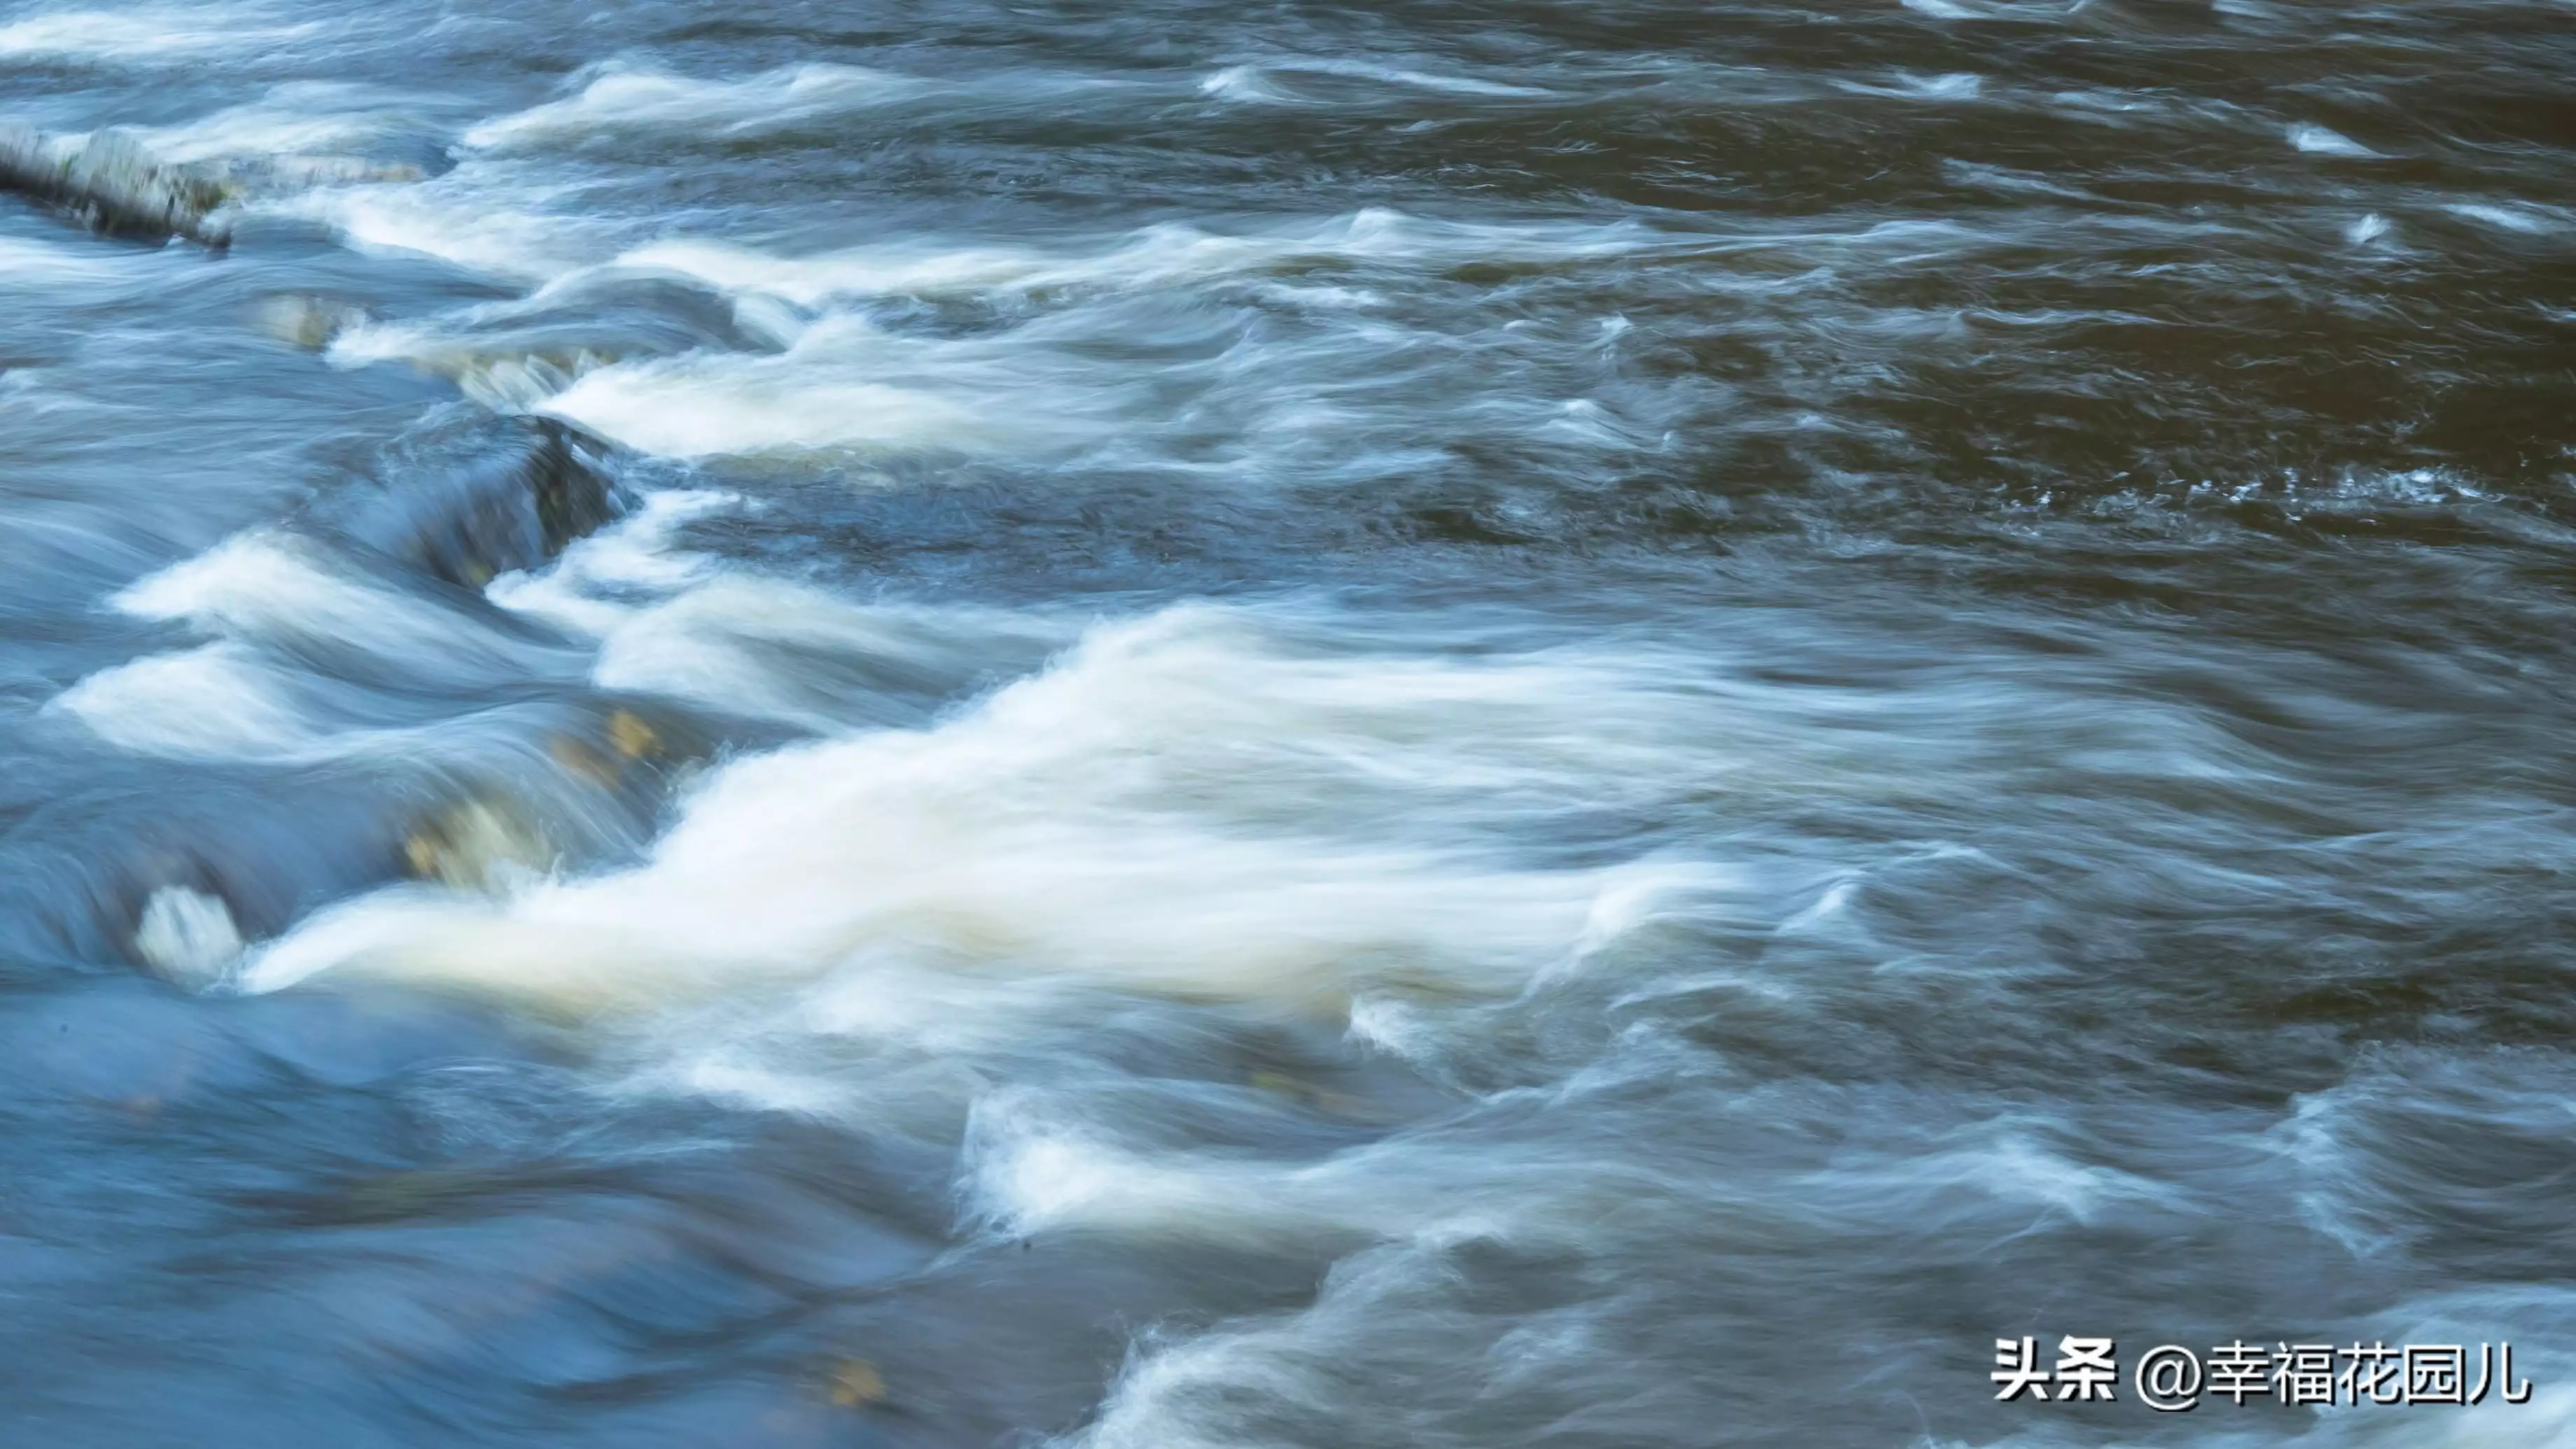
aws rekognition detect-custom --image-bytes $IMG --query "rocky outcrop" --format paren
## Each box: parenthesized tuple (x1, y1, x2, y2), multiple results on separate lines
(0, 121, 426, 248)
(0, 125, 232, 246)
(330, 414, 629, 589)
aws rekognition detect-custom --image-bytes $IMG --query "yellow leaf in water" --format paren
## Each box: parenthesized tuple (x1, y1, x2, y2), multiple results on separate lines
(607, 710, 661, 760)
(826, 1359, 886, 1407)
(550, 736, 621, 788)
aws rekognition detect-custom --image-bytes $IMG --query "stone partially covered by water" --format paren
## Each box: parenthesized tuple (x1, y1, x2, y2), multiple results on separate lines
(0, 116, 424, 246)
(0, 124, 231, 242)
(324, 413, 629, 589)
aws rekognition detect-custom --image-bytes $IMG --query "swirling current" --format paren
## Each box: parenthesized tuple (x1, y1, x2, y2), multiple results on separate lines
(1, 1, 2573, 1446)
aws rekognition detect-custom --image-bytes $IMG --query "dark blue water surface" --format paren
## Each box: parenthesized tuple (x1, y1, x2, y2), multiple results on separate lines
(3, 1, 2575, 1445)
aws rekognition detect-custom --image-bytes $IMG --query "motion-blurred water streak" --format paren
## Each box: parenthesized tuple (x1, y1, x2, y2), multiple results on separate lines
(1, 1, 2573, 1445)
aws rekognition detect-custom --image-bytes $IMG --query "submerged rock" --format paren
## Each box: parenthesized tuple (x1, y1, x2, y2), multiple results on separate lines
(331, 415, 627, 589)
(1, 121, 424, 248)
(253, 293, 369, 350)
(199, 153, 424, 194)
(401, 797, 554, 892)
(825, 1359, 888, 1408)
(0, 125, 232, 245)
(549, 709, 669, 789)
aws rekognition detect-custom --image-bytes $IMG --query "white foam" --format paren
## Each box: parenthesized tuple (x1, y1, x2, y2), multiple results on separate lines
(665, 1055, 850, 1117)
(46, 636, 473, 764)
(238, 605, 1727, 1011)
(1193, 66, 1296, 105)
(131, 83, 424, 163)
(528, 297, 1161, 463)
(506, 210, 1691, 461)
(1835, 71, 1983, 99)
(1868, 1130, 2196, 1226)
(0, 5, 318, 59)
(108, 528, 559, 695)
(967, 1114, 1387, 1243)
(590, 575, 1067, 732)
(2272, 1086, 2400, 1258)
(615, 208, 1668, 309)
(113, 530, 475, 658)
(962, 1075, 1685, 1247)
(0, 234, 141, 286)
(273, 171, 610, 281)
(463, 61, 929, 150)
(134, 886, 244, 984)
(2288, 122, 2380, 158)
(116, 531, 347, 630)
(2447, 202, 2562, 235)
(1198, 58, 1550, 104)
(1016, 1080, 1735, 1448)
(485, 487, 736, 636)
(51, 643, 320, 760)
(537, 349, 984, 459)
(610, 235, 1091, 306)
(305, 204, 1704, 473)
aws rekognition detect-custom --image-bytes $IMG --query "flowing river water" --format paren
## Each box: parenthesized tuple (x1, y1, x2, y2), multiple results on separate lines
(2, 1, 2573, 1446)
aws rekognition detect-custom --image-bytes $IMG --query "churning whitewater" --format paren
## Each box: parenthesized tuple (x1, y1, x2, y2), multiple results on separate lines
(1, 0, 2573, 1446)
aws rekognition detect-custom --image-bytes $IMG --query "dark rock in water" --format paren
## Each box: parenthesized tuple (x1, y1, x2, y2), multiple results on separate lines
(330, 416, 629, 589)
(0, 125, 425, 248)
(526, 422, 625, 556)
(0, 125, 232, 246)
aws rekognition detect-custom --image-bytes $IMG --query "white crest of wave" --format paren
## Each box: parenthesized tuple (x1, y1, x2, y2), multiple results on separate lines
(0, 5, 318, 58)
(592, 575, 1069, 732)
(960, 1064, 1731, 1247)
(132, 82, 424, 163)
(94, 528, 562, 727)
(46, 637, 486, 764)
(1198, 57, 1551, 104)
(113, 531, 357, 631)
(493, 483, 1076, 733)
(110, 528, 519, 668)
(2446, 201, 2563, 236)
(1833, 70, 1983, 99)
(134, 886, 245, 985)
(463, 60, 926, 150)
(967, 1104, 1412, 1245)
(239, 604, 1728, 1011)
(512, 210, 1686, 460)
(2287, 122, 2380, 158)
(50, 642, 322, 760)
(273, 169, 614, 281)
(0, 234, 145, 286)
(484, 486, 736, 636)
(614, 207, 1665, 309)
(536, 334, 986, 459)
